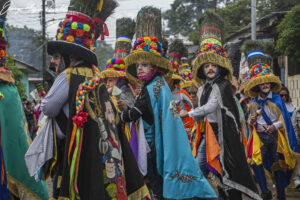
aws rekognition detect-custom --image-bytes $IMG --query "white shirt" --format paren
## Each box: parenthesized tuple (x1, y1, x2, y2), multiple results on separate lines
(188, 81, 218, 123)
(41, 71, 69, 139)
(254, 92, 283, 132)
(285, 102, 296, 113)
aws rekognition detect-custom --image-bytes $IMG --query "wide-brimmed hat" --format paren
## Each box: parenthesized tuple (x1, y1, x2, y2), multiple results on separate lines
(47, 11, 98, 65)
(193, 11, 232, 85)
(125, 36, 172, 84)
(101, 58, 126, 78)
(241, 40, 281, 98)
(179, 68, 197, 88)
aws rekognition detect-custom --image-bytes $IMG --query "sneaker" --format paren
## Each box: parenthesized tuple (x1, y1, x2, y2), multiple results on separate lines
(261, 191, 272, 200)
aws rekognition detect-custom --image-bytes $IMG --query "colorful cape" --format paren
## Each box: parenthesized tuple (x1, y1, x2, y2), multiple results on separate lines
(58, 66, 148, 200)
(146, 75, 216, 199)
(247, 93, 300, 186)
(0, 83, 49, 200)
(204, 80, 261, 200)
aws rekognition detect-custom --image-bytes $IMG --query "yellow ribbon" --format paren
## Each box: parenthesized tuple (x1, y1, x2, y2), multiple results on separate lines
(97, 0, 104, 12)
(116, 38, 132, 46)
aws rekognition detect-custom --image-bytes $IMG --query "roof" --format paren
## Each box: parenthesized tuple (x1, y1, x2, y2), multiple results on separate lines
(225, 11, 288, 43)
(14, 59, 40, 74)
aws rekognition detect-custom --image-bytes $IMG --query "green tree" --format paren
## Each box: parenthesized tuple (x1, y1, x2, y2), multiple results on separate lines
(276, 4, 300, 63)
(257, 0, 300, 18)
(217, 0, 251, 37)
(95, 41, 114, 71)
(5, 55, 26, 98)
(163, 0, 215, 38)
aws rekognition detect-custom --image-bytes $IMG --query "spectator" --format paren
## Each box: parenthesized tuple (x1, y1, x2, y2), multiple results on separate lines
(21, 97, 27, 109)
(24, 101, 37, 139)
(279, 85, 296, 116)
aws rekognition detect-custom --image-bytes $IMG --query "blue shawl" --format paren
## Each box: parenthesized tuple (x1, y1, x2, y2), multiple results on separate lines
(252, 93, 300, 153)
(146, 75, 216, 199)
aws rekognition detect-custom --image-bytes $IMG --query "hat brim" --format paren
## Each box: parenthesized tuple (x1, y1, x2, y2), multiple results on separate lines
(47, 41, 98, 66)
(193, 52, 232, 85)
(171, 74, 184, 82)
(244, 74, 281, 98)
(180, 80, 197, 89)
(0, 69, 14, 84)
(100, 70, 126, 79)
(125, 51, 172, 84)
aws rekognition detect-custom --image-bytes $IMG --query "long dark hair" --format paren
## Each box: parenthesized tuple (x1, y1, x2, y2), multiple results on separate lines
(280, 85, 292, 102)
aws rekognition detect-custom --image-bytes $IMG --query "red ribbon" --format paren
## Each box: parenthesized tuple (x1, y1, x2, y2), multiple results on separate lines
(114, 50, 130, 54)
(201, 26, 221, 34)
(167, 52, 181, 61)
(93, 17, 109, 40)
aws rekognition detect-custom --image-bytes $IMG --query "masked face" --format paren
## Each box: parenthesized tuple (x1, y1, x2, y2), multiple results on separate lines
(50, 53, 62, 73)
(105, 77, 118, 94)
(136, 61, 153, 77)
(258, 83, 271, 94)
(203, 63, 218, 79)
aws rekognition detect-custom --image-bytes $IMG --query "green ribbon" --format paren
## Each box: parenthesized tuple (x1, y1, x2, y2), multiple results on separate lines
(200, 38, 222, 46)
(69, 128, 81, 199)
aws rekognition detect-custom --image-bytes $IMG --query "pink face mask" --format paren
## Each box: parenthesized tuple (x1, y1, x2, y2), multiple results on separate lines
(138, 67, 158, 82)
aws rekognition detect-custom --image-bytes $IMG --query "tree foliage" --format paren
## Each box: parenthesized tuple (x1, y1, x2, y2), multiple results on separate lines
(276, 3, 300, 63)
(164, 0, 300, 44)
(217, 0, 251, 37)
(163, 0, 215, 38)
(257, 0, 300, 18)
(95, 41, 114, 71)
(5, 55, 26, 98)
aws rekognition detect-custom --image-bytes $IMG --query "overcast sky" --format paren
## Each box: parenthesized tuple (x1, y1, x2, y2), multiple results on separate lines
(6, 0, 175, 46)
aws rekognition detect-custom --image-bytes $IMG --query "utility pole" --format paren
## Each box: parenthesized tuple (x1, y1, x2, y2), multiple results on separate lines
(251, 0, 256, 40)
(42, 0, 46, 87)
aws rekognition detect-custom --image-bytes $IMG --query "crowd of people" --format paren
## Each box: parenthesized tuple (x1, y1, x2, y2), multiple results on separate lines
(0, 1, 300, 200)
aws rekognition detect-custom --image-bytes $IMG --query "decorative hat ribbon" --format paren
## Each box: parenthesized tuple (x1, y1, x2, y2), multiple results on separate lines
(116, 36, 132, 45)
(167, 52, 181, 61)
(201, 26, 221, 34)
(247, 50, 264, 60)
(0, 19, 7, 42)
(93, 17, 109, 40)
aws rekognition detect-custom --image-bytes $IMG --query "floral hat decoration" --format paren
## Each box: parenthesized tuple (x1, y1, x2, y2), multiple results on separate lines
(168, 39, 187, 82)
(125, 36, 172, 83)
(193, 11, 232, 85)
(180, 68, 197, 89)
(101, 58, 126, 78)
(241, 40, 281, 98)
(101, 17, 135, 79)
(0, 22, 14, 83)
(47, 0, 118, 66)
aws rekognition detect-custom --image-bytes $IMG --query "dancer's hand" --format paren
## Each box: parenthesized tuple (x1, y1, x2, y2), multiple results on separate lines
(117, 99, 127, 111)
(266, 125, 276, 134)
(180, 110, 188, 118)
(107, 87, 113, 94)
(250, 115, 257, 125)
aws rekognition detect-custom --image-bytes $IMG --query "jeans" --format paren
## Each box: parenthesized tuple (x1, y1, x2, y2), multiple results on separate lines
(195, 123, 219, 178)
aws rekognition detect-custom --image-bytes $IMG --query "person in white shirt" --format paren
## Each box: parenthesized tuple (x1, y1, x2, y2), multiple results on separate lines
(279, 85, 296, 117)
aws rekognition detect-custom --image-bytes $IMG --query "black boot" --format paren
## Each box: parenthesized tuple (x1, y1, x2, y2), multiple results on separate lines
(261, 190, 272, 200)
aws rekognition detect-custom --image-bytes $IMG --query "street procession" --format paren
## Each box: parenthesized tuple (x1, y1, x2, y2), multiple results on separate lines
(1, 0, 300, 199)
